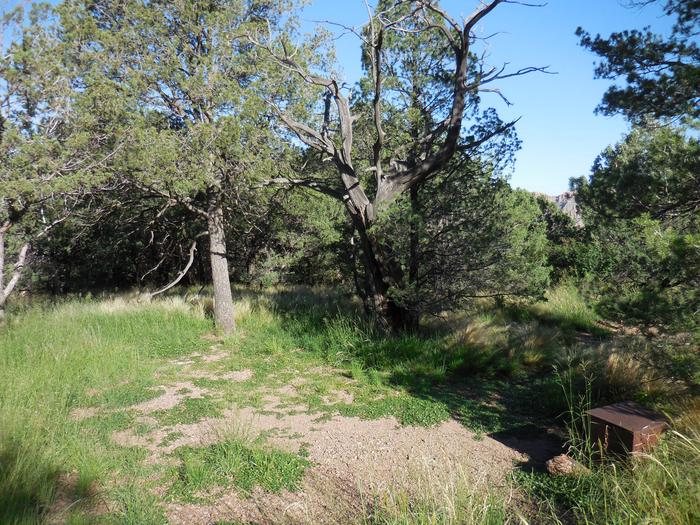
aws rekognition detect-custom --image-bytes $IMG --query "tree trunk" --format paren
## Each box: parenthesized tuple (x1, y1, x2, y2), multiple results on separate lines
(207, 202, 235, 335)
(408, 185, 420, 286)
(356, 227, 418, 334)
(370, 291, 417, 334)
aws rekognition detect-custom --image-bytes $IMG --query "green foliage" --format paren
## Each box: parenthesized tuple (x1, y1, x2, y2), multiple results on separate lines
(571, 124, 699, 329)
(33, 194, 207, 293)
(533, 195, 584, 283)
(371, 167, 551, 317)
(59, 0, 294, 197)
(577, 0, 700, 121)
(0, 2, 121, 312)
(248, 188, 349, 287)
(575, 124, 700, 224)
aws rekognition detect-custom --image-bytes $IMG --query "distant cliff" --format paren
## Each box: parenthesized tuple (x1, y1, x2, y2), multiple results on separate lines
(534, 191, 583, 227)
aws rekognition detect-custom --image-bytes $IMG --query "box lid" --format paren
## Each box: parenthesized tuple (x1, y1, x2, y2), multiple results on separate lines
(587, 401, 670, 432)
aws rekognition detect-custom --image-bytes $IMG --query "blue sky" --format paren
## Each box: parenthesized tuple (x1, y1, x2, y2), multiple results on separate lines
(300, 0, 672, 195)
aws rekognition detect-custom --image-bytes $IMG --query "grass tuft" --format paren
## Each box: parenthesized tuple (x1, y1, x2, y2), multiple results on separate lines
(169, 437, 309, 500)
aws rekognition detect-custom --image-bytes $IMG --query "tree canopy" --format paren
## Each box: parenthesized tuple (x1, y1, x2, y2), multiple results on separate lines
(577, 0, 700, 122)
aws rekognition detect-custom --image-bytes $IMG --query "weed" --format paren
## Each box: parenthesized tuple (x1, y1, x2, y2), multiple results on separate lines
(360, 468, 514, 525)
(105, 484, 168, 524)
(516, 373, 700, 525)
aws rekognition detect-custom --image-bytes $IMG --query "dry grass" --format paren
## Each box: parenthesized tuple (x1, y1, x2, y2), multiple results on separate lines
(360, 466, 519, 525)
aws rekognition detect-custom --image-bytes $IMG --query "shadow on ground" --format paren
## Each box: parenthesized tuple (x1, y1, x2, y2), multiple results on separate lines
(250, 287, 575, 468)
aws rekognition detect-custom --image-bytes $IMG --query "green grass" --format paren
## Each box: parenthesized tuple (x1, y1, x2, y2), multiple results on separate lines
(152, 396, 225, 426)
(169, 437, 309, 501)
(242, 292, 572, 433)
(91, 379, 162, 409)
(529, 282, 605, 335)
(0, 290, 554, 522)
(103, 484, 168, 525)
(0, 298, 211, 524)
(337, 394, 451, 427)
(1, 287, 695, 524)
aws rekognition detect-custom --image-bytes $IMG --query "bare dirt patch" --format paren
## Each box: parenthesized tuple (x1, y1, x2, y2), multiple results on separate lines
(201, 346, 228, 363)
(156, 395, 524, 524)
(109, 345, 526, 524)
(69, 407, 101, 421)
(321, 390, 354, 405)
(166, 467, 362, 525)
(189, 368, 253, 382)
(238, 405, 520, 489)
(131, 382, 208, 413)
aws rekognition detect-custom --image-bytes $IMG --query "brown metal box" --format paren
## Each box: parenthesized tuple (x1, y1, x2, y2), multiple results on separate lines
(587, 401, 669, 455)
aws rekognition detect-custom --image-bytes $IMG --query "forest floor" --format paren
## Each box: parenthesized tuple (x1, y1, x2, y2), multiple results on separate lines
(2, 287, 697, 524)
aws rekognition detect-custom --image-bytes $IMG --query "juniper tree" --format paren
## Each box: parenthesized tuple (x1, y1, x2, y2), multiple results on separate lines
(61, 0, 293, 333)
(572, 123, 699, 329)
(577, 0, 700, 122)
(0, 4, 118, 318)
(256, 0, 549, 332)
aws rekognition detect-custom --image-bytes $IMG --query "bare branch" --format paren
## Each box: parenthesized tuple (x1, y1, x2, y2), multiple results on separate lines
(262, 177, 343, 200)
(149, 232, 207, 298)
(130, 180, 209, 219)
(2, 242, 29, 301)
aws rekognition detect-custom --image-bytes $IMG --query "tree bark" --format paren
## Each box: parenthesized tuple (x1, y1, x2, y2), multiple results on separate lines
(370, 291, 417, 335)
(207, 202, 235, 335)
(258, 0, 527, 334)
(0, 221, 31, 322)
(355, 224, 418, 334)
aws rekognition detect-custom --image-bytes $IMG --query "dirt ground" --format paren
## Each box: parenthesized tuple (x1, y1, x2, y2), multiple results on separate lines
(78, 342, 555, 524)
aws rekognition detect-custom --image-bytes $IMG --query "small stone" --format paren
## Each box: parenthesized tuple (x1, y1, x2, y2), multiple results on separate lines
(546, 454, 589, 476)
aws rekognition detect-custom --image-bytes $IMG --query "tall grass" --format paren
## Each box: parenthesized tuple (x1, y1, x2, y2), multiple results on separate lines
(528, 282, 603, 334)
(361, 469, 515, 525)
(517, 368, 700, 525)
(0, 298, 210, 524)
(2, 287, 696, 525)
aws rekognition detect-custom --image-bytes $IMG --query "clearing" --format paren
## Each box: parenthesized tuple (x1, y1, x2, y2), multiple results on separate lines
(1, 289, 604, 524)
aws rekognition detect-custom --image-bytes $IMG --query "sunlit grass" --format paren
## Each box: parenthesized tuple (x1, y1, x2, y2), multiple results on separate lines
(516, 402, 700, 525)
(0, 299, 211, 524)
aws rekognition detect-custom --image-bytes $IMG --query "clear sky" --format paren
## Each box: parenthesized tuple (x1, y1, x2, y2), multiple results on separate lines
(300, 0, 672, 195)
